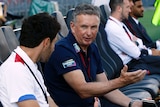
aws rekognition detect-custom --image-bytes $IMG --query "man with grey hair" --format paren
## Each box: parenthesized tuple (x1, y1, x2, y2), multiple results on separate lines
(44, 3, 146, 107)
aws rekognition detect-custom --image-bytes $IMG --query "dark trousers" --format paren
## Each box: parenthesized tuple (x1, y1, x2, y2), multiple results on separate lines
(0, 101, 3, 107)
(127, 55, 160, 74)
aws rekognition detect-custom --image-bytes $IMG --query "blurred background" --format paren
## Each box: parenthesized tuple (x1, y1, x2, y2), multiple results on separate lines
(0, 0, 159, 40)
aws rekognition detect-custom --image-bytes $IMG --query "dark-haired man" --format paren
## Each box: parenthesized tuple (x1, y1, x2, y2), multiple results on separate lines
(124, 0, 160, 49)
(0, 12, 60, 107)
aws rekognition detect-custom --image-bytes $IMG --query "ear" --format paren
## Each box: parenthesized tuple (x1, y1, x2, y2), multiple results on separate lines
(117, 5, 122, 12)
(70, 21, 75, 34)
(42, 37, 50, 48)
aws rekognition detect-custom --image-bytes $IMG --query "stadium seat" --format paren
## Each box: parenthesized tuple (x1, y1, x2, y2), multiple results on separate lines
(51, 11, 69, 40)
(95, 23, 123, 79)
(1, 26, 19, 51)
(99, 4, 110, 25)
(0, 28, 11, 63)
(13, 27, 21, 39)
(65, 8, 74, 30)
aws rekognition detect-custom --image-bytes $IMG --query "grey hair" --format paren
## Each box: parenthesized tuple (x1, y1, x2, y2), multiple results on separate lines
(72, 4, 100, 22)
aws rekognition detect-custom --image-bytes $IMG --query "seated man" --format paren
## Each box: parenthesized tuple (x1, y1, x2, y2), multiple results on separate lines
(44, 4, 146, 107)
(123, 0, 160, 49)
(106, 0, 160, 74)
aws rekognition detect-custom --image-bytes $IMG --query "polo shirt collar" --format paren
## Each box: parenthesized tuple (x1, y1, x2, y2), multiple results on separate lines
(14, 46, 38, 73)
(67, 31, 92, 55)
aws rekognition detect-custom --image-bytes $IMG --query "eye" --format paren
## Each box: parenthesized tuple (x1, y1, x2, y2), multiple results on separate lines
(91, 26, 98, 30)
(81, 25, 88, 29)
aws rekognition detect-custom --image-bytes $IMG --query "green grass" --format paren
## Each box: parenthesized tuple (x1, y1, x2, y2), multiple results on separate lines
(139, 7, 160, 41)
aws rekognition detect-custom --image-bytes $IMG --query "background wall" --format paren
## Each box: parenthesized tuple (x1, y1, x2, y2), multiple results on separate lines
(142, 0, 155, 7)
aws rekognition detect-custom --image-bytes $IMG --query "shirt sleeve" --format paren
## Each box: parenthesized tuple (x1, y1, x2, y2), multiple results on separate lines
(6, 63, 36, 103)
(106, 22, 141, 59)
(49, 45, 81, 75)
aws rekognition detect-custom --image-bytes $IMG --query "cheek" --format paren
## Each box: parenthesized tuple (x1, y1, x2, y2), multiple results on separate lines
(51, 45, 55, 52)
(44, 49, 52, 62)
(73, 29, 84, 38)
(51, 40, 56, 52)
(92, 29, 98, 36)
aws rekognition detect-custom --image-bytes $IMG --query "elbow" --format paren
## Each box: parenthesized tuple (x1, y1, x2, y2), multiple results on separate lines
(132, 50, 141, 59)
(75, 86, 91, 99)
(77, 91, 90, 99)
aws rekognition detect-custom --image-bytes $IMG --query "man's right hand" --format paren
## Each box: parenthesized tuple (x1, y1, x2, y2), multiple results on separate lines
(119, 65, 147, 85)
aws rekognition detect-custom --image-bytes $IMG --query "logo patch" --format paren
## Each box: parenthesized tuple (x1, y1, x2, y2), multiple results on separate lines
(62, 59, 76, 68)
(73, 43, 80, 53)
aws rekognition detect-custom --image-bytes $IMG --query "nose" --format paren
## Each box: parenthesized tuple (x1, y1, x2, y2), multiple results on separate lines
(141, 7, 144, 12)
(86, 28, 92, 36)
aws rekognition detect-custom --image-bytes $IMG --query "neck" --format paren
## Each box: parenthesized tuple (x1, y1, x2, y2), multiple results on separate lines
(130, 14, 138, 19)
(111, 12, 122, 22)
(81, 47, 88, 53)
(20, 46, 41, 63)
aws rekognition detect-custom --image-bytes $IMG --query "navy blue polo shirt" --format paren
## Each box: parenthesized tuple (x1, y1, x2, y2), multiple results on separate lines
(44, 31, 104, 107)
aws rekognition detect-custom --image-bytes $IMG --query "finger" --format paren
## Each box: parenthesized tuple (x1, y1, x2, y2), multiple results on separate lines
(121, 65, 128, 73)
(132, 70, 146, 82)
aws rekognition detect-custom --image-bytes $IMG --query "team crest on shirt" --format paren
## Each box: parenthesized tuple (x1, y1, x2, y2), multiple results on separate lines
(62, 59, 76, 68)
(73, 43, 80, 53)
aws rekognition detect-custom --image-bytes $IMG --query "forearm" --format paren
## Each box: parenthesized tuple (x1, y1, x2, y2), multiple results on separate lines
(48, 96, 58, 107)
(76, 76, 127, 98)
(103, 89, 131, 107)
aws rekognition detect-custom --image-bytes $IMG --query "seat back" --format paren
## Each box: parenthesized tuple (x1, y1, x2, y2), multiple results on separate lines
(0, 28, 11, 63)
(0, 60, 2, 65)
(13, 27, 21, 39)
(99, 4, 110, 25)
(51, 11, 69, 40)
(65, 8, 74, 30)
(95, 23, 123, 79)
(1, 26, 19, 51)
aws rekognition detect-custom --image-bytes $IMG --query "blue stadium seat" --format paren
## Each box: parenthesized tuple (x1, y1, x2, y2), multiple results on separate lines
(65, 8, 74, 30)
(99, 4, 110, 25)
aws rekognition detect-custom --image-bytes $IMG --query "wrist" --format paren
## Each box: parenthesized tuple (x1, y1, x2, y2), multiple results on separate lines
(128, 99, 136, 107)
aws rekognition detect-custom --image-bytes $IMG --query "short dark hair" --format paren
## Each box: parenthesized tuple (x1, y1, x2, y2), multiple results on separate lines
(132, 0, 141, 3)
(19, 12, 60, 48)
(72, 4, 100, 22)
(109, 0, 123, 13)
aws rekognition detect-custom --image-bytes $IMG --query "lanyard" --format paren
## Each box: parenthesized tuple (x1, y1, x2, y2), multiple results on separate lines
(122, 25, 132, 40)
(13, 51, 48, 103)
(109, 17, 132, 40)
(79, 52, 92, 81)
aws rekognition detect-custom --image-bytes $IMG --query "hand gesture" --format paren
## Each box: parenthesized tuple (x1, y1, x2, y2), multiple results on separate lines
(118, 65, 147, 85)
